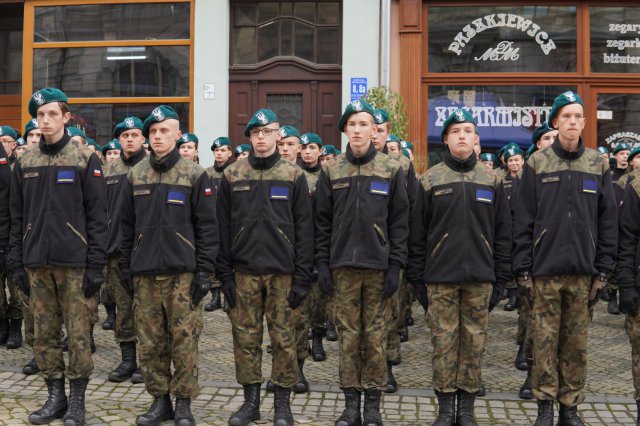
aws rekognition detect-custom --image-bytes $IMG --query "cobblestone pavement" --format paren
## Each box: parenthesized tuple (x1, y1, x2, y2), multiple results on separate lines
(0, 299, 637, 425)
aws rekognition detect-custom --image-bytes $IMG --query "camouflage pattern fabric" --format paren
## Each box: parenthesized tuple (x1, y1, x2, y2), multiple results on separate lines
(21, 289, 34, 347)
(397, 270, 412, 333)
(386, 272, 401, 363)
(307, 282, 329, 330)
(134, 272, 202, 398)
(517, 293, 533, 360)
(228, 272, 299, 388)
(426, 282, 492, 394)
(531, 275, 590, 407)
(0, 270, 22, 320)
(333, 267, 389, 391)
(303, 169, 321, 195)
(294, 281, 331, 359)
(89, 294, 99, 326)
(109, 254, 135, 343)
(27, 266, 94, 380)
(625, 313, 640, 400)
(100, 272, 115, 305)
(209, 273, 222, 290)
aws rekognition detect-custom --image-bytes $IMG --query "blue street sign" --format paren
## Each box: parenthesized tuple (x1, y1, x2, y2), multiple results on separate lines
(350, 78, 368, 101)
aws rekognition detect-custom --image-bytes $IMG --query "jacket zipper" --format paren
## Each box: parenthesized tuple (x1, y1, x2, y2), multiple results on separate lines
(533, 228, 548, 252)
(132, 233, 143, 254)
(23, 223, 32, 241)
(567, 160, 572, 220)
(231, 226, 244, 249)
(259, 169, 263, 274)
(480, 233, 492, 256)
(353, 164, 360, 263)
(176, 232, 196, 251)
(276, 227, 292, 245)
(588, 229, 596, 250)
(372, 223, 388, 246)
(66, 222, 87, 245)
(462, 171, 469, 281)
(431, 232, 449, 257)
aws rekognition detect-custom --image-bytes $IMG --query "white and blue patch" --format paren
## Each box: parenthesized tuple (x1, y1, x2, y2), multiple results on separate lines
(475, 188, 493, 204)
(167, 190, 187, 206)
(270, 186, 289, 200)
(56, 170, 75, 184)
(370, 181, 389, 196)
(582, 179, 598, 194)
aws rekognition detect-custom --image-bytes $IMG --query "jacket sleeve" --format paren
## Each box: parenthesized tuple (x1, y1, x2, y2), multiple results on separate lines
(83, 154, 108, 269)
(215, 174, 234, 283)
(511, 161, 537, 274)
(617, 183, 640, 289)
(191, 172, 219, 274)
(8, 162, 24, 269)
(492, 179, 513, 286)
(292, 173, 314, 285)
(595, 167, 618, 274)
(0, 164, 10, 255)
(117, 173, 136, 271)
(314, 170, 333, 267)
(406, 177, 430, 286)
(406, 162, 418, 216)
(387, 168, 410, 269)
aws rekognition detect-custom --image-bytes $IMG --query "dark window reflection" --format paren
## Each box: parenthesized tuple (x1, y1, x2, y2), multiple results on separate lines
(0, 4, 23, 95)
(597, 94, 640, 150)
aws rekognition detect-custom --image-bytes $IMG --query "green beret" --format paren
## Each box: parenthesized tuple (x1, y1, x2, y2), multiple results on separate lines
(279, 125, 300, 141)
(525, 144, 538, 160)
(300, 132, 323, 147)
(142, 105, 179, 138)
(386, 134, 401, 144)
(102, 139, 121, 156)
(613, 142, 631, 154)
(177, 133, 199, 147)
(400, 140, 414, 151)
(441, 109, 476, 142)
(373, 109, 389, 125)
(244, 108, 279, 137)
(628, 146, 640, 164)
(0, 126, 18, 140)
(597, 146, 610, 155)
(547, 91, 583, 129)
(321, 144, 341, 157)
(504, 145, 524, 162)
(28, 88, 68, 117)
(67, 127, 87, 140)
(211, 137, 232, 150)
(531, 122, 555, 145)
(16, 137, 26, 147)
(86, 138, 100, 149)
(401, 147, 411, 159)
(480, 153, 496, 163)
(234, 143, 251, 157)
(24, 118, 39, 138)
(338, 99, 375, 132)
(113, 116, 143, 138)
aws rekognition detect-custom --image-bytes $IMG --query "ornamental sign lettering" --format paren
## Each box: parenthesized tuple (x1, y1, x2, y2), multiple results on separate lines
(435, 106, 551, 128)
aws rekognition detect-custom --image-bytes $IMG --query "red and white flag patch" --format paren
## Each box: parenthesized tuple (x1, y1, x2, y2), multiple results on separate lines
(204, 188, 213, 196)
(0, 158, 7, 165)
(93, 169, 102, 177)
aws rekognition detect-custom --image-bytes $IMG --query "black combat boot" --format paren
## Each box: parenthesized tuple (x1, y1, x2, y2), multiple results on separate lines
(476, 385, 486, 397)
(0, 318, 8, 344)
(636, 400, 640, 426)
(6, 318, 23, 349)
(108, 342, 137, 382)
(174, 397, 195, 426)
(608, 289, 620, 315)
(433, 391, 456, 426)
(557, 403, 585, 426)
(406, 314, 415, 326)
(29, 378, 68, 424)
(204, 287, 221, 312)
(504, 288, 518, 311)
(455, 390, 478, 426)
(533, 400, 554, 426)
(362, 389, 383, 426)
(519, 365, 534, 400)
(326, 321, 338, 342)
(23, 357, 40, 375)
(335, 388, 361, 426)
(63, 378, 88, 426)
(136, 394, 174, 426)
(228, 383, 261, 426)
(399, 325, 409, 343)
(273, 386, 294, 426)
(89, 324, 96, 353)
(293, 359, 309, 394)
(311, 328, 326, 361)
(101, 303, 116, 330)
(266, 379, 275, 392)
(384, 362, 397, 394)
(131, 368, 144, 384)
(515, 344, 528, 371)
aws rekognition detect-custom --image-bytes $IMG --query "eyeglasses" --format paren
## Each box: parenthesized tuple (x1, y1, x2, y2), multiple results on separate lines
(249, 127, 279, 137)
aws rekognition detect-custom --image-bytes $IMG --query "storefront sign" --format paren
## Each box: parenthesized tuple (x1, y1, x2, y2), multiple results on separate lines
(605, 131, 640, 149)
(591, 8, 640, 72)
(434, 105, 550, 128)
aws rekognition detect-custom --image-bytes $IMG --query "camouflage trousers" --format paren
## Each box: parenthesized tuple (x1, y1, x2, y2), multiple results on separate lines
(0, 270, 23, 320)
(516, 291, 534, 360)
(294, 282, 324, 361)
(100, 261, 115, 305)
(386, 270, 403, 363)
(397, 271, 412, 331)
(531, 275, 590, 407)
(426, 282, 492, 393)
(625, 312, 640, 400)
(134, 273, 202, 398)
(108, 255, 136, 343)
(21, 290, 35, 347)
(209, 273, 222, 289)
(333, 267, 389, 391)
(229, 272, 299, 388)
(26, 267, 95, 380)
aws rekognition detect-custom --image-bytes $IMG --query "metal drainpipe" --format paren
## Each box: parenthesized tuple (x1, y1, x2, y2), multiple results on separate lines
(379, 0, 391, 89)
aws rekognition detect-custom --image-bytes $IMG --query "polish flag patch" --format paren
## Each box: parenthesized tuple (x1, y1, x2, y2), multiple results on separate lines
(204, 188, 213, 196)
(0, 158, 7, 165)
(93, 169, 102, 177)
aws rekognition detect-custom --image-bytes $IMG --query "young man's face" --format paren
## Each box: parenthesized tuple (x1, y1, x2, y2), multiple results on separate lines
(214, 145, 232, 165)
(237, 151, 249, 160)
(178, 141, 198, 161)
(444, 122, 476, 160)
(249, 123, 280, 157)
(26, 129, 42, 146)
(36, 102, 70, 142)
(615, 149, 630, 168)
(387, 141, 401, 154)
(301, 143, 321, 166)
(371, 122, 390, 151)
(507, 155, 524, 173)
(277, 136, 300, 162)
(344, 112, 375, 152)
(473, 138, 481, 157)
(119, 129, 144, 157)
(481, 161, 494, 171)
(320, 154, 335, 166)
(148, 119, 180, 158)
(15, 145, 28, 157)
(630, 155, 640, 170)
(536, 130, 558, 150)
(0, 136, 16, 156)
(552, 104, 585, 143)
(105, 149, 121, 162)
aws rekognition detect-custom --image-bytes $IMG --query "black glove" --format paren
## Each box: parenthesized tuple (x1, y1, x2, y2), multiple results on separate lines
(318, 264, 334, 295)
(619, 286, 640, 317)
(489, 282, 505, 312)
(222, 279, 237, 309)
(516, 272, 534, 310)
(83, 267, 105, 298)
(288, 281, 309, 309)
(413, 283, 428, 312)
(190, 271, 211, 307)
(589, 272, 608, 308)
(383, 266, 400, 300)
(119, 267, 135, 296)
(0, 249, 6, 274)
(12, 267, 30, 296)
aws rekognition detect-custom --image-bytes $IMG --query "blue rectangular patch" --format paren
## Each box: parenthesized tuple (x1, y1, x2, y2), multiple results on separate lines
(167, 190, 187, 206)
(270, 186, 289, 200)
(582, 179, 598, 194)
(370, 181, 389, 195)
(475, 188, 493, 204)
(56, 169, 75, 184)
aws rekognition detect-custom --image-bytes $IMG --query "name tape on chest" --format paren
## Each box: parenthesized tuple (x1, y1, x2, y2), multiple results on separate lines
(370, 181, 390, 196)
(434, 187, 453, 197)
(475, 188, 494, 204)
(167, 190, 187, 206)
(270, 186, 289, 200)
(332, 182, 350, 190)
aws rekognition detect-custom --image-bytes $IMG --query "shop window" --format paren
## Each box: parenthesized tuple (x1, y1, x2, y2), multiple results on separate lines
(590, 7, 640, 73)
(428, 6, 577, 73)
(427, 85, 576, 166)
(0, 4, 23, 95)
(596, 93, 640, 151)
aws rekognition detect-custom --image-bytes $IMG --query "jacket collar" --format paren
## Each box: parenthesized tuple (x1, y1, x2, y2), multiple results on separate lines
(551, 137, 585, 160)
(121, 148, 146, 167)
(443, 149, 477, 173)
(346, 143, 376, 165)
(39, 131, 70, 156)
(300, 160, 322, 173)
(248, 150, 280, 170)
(149, 147, 181, 173)
(214, 159, 233, 173)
